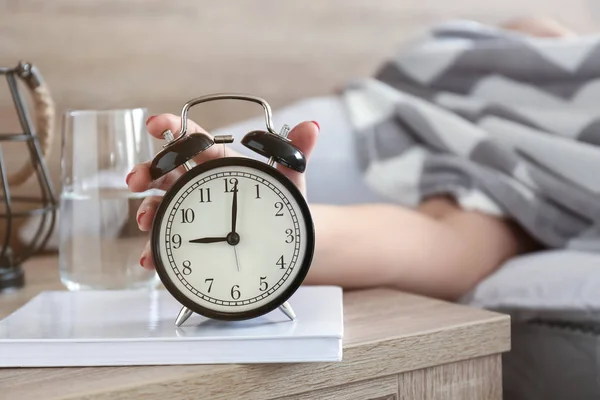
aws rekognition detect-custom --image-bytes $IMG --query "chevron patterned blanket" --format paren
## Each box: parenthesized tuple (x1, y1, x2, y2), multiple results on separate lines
(341, 20, 600, 252)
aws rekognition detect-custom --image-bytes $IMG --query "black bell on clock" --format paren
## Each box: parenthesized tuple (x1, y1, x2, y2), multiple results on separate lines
(241, 129, 307, 173)
(149, 131, 233, 181)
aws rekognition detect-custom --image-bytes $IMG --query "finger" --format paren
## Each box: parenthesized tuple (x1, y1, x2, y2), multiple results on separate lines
(146, 113, 245, 165)
(146, 113, 206, 139)
(139, 240, 155, 270)
(127, 113, 245, 192)
(136, 195, 163, 231)
(276, 121, 320, 190)
(125, 114, 197, 192)
(147, 113, 221, 165)
(126, 160, 184, 193)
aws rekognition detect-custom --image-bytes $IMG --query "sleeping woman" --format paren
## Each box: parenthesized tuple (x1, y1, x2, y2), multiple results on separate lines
(126, 17, 589, 301)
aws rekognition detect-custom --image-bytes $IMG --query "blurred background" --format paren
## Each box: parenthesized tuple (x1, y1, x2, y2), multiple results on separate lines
(0, 0, 598, 248)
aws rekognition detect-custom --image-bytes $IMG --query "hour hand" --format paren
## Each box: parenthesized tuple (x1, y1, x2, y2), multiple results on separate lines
(189, 237, 228, 244)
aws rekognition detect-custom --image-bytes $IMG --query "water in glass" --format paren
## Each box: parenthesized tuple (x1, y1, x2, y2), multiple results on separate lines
(59, 108, 160, 290)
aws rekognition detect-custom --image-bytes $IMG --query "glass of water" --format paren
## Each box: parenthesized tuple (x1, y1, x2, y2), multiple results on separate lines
(59, 108, 160, 290)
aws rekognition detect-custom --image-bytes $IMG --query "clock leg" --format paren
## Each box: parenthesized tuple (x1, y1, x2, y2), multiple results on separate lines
(279, 301, 296, 321)
(175, 306, 194, 327)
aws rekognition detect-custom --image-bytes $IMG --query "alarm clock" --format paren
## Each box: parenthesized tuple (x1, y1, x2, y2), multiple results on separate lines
(148, 94, 315, 327)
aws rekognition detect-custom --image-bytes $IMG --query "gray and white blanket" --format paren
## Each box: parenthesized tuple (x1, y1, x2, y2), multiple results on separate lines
(341, 20, 600, 252)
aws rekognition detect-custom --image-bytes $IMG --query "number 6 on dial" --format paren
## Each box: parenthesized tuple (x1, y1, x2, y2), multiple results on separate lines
(148, 94, 315, 327)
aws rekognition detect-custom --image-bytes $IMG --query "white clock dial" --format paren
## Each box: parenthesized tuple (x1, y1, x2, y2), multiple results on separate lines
(155, 161, 311, 316)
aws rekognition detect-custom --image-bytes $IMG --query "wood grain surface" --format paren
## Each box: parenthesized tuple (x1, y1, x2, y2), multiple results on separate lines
(272, 375, 399, 400)
(398, 355, 502, 400)
(0, 255, 511, 400)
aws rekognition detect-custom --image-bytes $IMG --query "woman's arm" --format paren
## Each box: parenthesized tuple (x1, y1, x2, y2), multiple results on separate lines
(306, 198, 539, 300)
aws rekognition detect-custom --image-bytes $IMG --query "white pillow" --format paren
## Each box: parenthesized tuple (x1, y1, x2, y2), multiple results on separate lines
(460, 249, 600, 324)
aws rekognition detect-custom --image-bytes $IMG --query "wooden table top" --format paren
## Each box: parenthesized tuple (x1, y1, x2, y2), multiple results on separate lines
(0, 255, 510, 400)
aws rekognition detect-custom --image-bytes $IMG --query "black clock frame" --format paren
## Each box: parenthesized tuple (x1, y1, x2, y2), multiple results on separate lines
(150, 156, 315, 321)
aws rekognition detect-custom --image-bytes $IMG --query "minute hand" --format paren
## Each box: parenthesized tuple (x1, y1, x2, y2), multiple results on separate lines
(189, 237, 228, 244)
(231, 184, 238, 233)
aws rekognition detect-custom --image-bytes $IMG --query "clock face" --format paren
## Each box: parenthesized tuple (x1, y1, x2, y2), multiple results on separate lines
(152, 157, 314, 320)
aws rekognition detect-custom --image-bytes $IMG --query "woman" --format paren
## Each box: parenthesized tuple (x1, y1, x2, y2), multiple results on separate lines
(126, 17, 572, 301)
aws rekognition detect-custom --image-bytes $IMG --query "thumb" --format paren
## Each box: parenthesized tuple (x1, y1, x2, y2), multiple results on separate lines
(276, 120, 319, 196)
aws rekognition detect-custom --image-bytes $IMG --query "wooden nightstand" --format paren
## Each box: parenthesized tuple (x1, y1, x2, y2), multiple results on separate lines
(0, 255, 510, 400)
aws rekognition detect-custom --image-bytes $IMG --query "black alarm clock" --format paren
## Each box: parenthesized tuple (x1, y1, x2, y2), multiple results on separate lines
(148, 94, 315, 327)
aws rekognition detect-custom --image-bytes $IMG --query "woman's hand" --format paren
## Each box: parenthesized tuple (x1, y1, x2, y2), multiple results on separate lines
(125, 113, 319, 270)
(501, 16, 575, 37)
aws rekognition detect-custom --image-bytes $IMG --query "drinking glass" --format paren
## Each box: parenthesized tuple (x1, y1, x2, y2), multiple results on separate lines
(59, 108, 160, 290)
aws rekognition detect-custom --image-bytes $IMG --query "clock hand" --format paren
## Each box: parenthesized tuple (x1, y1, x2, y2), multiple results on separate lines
(189, 237, 228, 244)
(233, 245, 241, 272)
(231, 183, 238, 234)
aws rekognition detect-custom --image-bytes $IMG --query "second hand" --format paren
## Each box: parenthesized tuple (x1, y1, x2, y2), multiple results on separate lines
(233, 245, 241, 272)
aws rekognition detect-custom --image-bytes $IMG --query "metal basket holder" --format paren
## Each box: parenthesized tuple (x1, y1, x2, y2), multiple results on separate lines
(0, 62, 57, 292)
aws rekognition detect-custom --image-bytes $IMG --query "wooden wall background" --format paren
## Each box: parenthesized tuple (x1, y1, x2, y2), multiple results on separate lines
(0, 0, 597, 243)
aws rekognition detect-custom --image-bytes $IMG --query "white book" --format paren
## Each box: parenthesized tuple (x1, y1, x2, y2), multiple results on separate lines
(0, 286, 343, 367)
